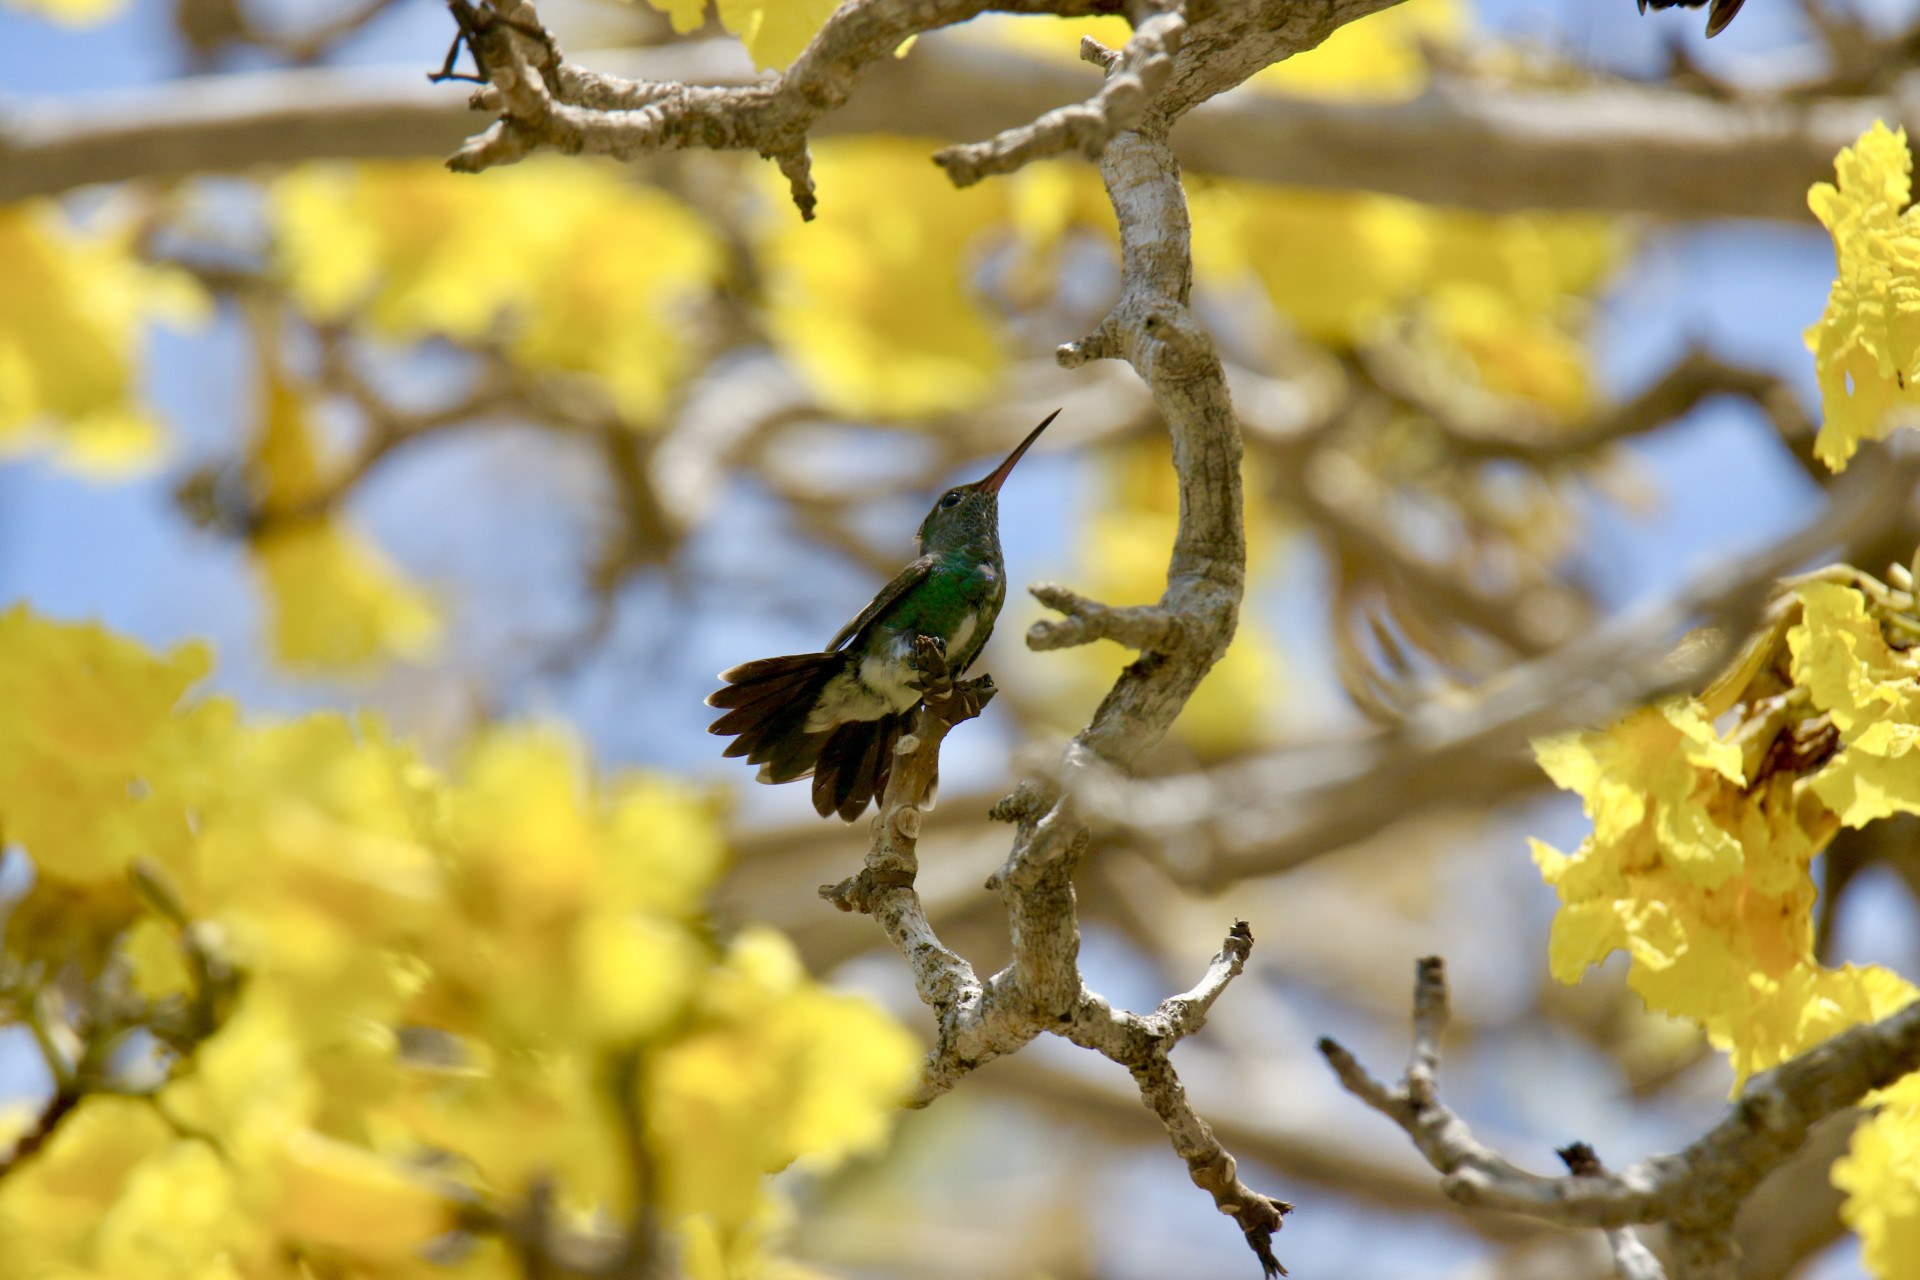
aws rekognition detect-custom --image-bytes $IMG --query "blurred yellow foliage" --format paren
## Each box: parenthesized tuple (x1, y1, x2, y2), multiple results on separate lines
(1192, 184, 1616, 417)
(273, 159, 721, 426)
(0, 202, 202, 475)
(0, 607, 918, 1279)
(0, 606, 224, 974)
(1530, 580, 1920, 1090)
(759, 137, 1012, 419)
(640, 0, 840, 70)
(0, 0, 121, 26)
(248, 361, 442, 671)
(1250, 0, 1464, 101)
(760, 139, 1116, 418)
(1806, 122, 1920, 471)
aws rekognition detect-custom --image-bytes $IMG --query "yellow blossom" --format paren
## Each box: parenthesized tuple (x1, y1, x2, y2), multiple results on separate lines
(1805, 121, 1920, 469)
(1531, 697, 1915, 1086)
(1789, 581, 1920, 825)
(0, 608, 915, 1280)
(0, 202, 202, 475)
(1837, 1072, 1920, 1280)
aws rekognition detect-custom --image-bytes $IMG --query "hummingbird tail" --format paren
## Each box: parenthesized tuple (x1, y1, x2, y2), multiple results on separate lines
(707, 653, 918, 822)
(810, 711, 910, 822)
(706, 652, 845, 783)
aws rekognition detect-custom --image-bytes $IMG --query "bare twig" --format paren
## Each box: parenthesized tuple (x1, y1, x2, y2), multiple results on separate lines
(445, 0, 1408, 212)
(1026, 581, 1184, 652)
(1324, 958, 1920, 1280)
(1559, 1144, 1668, 1280)
(446, 0, 1118, 213)
(932, 7, 1187, 185)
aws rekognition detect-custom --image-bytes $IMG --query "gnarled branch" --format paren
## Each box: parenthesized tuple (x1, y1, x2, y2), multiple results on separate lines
(443, 0, 1407, 214)
(1325, 957, 1920, 1280)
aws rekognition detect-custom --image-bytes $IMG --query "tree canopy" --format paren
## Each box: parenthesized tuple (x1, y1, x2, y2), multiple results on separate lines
(6, 0, 1920, 1277)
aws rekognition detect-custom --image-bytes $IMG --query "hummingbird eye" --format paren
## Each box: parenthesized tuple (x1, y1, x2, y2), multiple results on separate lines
(940, 490, 963, 509)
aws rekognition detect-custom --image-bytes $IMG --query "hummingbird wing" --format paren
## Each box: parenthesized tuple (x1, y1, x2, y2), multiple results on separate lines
(826, 554, 938, 653)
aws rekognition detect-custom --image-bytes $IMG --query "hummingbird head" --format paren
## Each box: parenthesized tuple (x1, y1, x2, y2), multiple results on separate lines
(915, 410, 1059, 555)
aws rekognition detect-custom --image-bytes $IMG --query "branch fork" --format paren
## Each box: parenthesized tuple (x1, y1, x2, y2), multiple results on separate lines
(932, 2, 1189, 186)
(1324, 957, 1920, 1280)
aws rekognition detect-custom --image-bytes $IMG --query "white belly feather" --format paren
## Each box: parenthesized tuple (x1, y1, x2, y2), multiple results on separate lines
(803, 613, 979, 733)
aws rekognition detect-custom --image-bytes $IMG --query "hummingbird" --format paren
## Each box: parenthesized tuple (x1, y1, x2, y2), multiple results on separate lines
(706, 410, 1059, 821)
(1638, 0, 1745, 37)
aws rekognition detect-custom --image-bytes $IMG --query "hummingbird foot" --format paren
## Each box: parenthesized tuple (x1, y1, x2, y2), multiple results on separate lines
(905, 634, 952, 693)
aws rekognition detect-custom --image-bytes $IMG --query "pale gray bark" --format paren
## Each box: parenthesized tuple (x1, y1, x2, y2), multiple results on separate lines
(1327, 959, 1920, 1280)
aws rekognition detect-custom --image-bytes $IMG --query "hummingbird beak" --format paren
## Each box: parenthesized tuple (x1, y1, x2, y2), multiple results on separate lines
(978, 409, 1060, 495)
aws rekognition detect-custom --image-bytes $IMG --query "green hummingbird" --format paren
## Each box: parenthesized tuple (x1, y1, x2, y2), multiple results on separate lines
(707, 410, 1059, 821)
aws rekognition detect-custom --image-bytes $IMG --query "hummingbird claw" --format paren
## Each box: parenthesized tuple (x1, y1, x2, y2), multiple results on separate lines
(908, 634, 952, 690)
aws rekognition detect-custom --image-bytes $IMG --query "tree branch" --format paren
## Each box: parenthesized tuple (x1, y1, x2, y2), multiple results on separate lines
(1325, 957, 1920, 1280)
(1558, 1143, 1669, 1280)
(447, 0, 1130, 213)
(931, 12, 1186, 186)
(1026, 581, 1185, 652)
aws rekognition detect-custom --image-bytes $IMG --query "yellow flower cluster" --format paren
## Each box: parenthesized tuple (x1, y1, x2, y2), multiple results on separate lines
(1531, 579, 1920, 1086)
(957, 1, 1611, 420)
(1790, 582, 1920, 824)
(1806, 122, 1920, 469)
(1531, 577, 1920, 1272)
(0, 607, 917, 1279)
(758, 138, 1019, 419)
(0, 202, 203, 475)
(1530, 693, 1915, 1087)
(757, 137, 1119, 419)
(274, 159, 722, 427)
(1837, 1072, 1920, 1280)
(1790, 580, 1920, 1277)
(764, 143, 1613, 424)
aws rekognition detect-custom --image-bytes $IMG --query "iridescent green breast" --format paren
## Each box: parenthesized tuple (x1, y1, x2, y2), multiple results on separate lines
(868, 556, 1003, 675)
